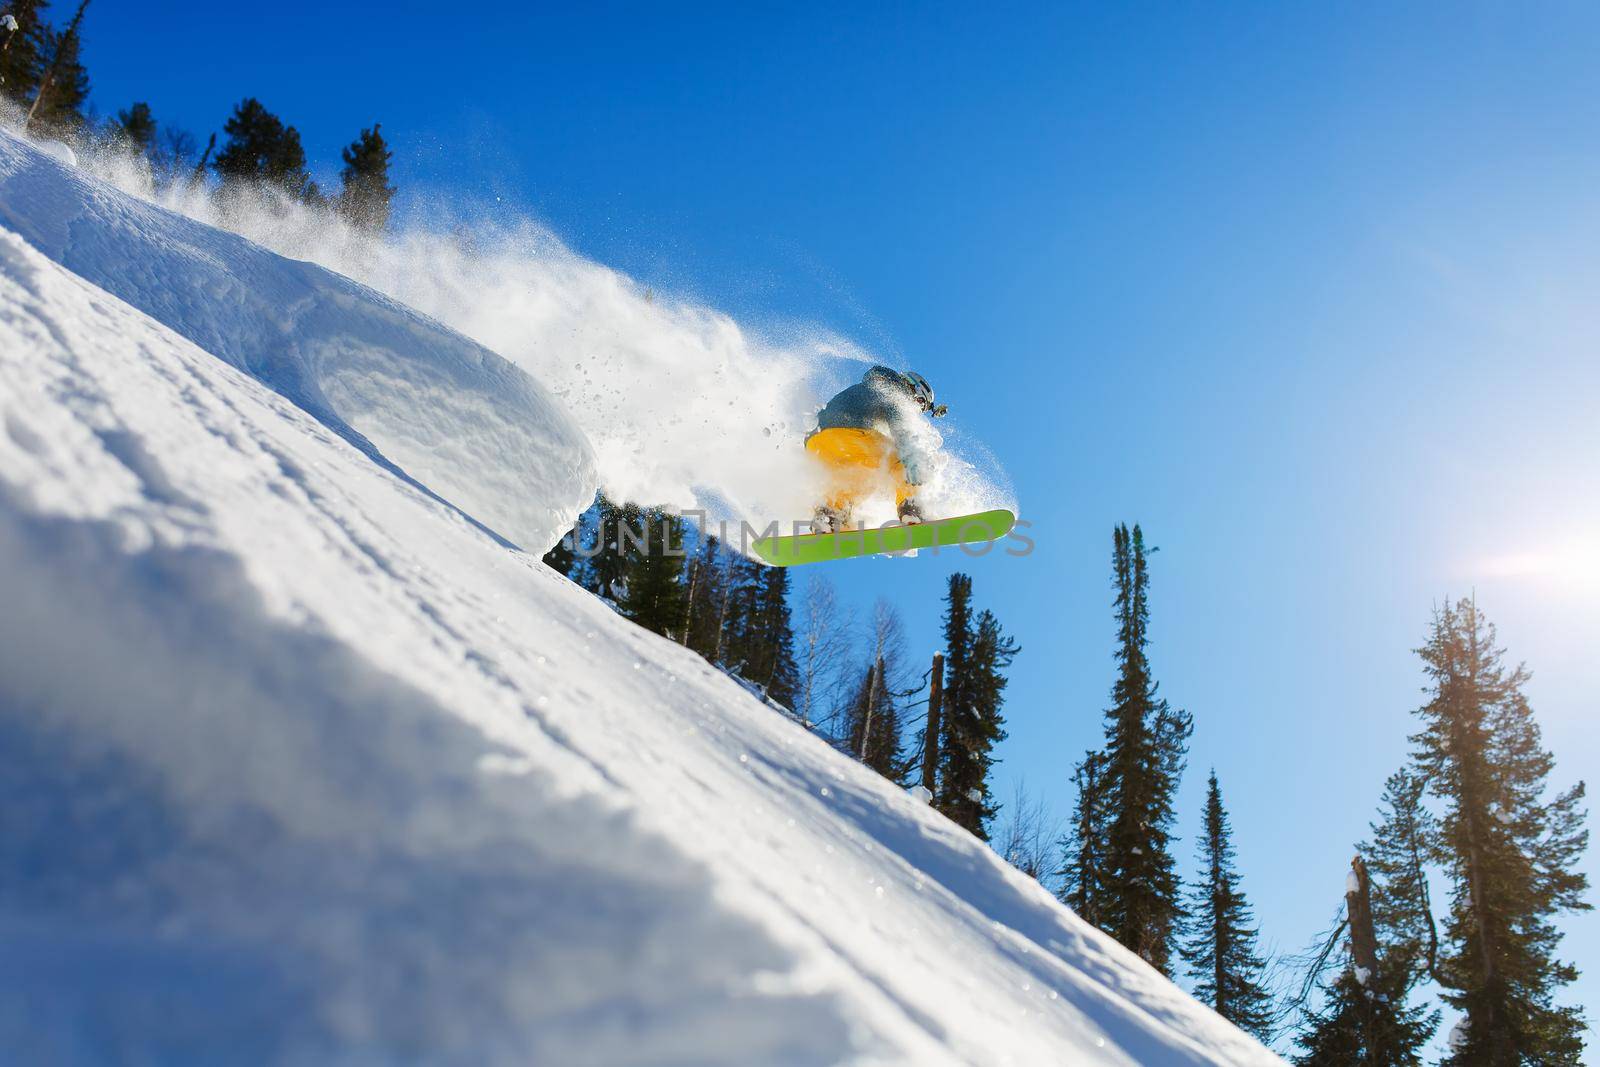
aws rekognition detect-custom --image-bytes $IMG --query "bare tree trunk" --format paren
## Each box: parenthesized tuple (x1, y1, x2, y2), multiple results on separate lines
(712, 559, 733, 664)
(24, 0, 89, 130)
(1346, 854, 1380, 981)
(1408, 809, 1441, 981)
(679, 559, 698, 646)
(858, 658, 880, 762)
(190, 132, 216, 182)
(921, 653, 944, 794)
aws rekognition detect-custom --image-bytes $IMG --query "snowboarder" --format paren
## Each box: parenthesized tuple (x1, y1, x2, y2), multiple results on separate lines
(806, 366, 947, 532)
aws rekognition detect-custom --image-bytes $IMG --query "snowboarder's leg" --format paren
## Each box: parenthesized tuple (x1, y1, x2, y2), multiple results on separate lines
(890, 459, 923, 524)
(805, 428, 900, 529)
(811, 503, 848, 534)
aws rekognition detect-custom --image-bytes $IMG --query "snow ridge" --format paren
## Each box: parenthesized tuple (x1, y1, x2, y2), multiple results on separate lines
(0, 135, 1281, 1064)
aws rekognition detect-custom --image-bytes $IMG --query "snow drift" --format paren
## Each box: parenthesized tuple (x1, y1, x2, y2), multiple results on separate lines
(0, 130, 596, 554)
(0, 133, 1276, 1064)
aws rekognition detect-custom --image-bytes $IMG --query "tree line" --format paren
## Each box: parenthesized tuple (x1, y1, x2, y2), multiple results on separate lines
(546, 498, 1020, 841)
(0, 1, 397, 230)
(1010, 524, 1588, 1064)
(556, 502, 1589, 1063)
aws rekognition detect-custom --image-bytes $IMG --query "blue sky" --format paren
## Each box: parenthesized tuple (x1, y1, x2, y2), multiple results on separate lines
(81, 0, 1599, 1047)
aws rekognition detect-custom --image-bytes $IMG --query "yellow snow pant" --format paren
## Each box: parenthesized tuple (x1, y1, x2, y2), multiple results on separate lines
(805, 428, 913, 511)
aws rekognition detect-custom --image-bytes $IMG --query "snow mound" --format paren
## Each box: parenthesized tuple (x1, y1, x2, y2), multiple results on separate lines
(31, 139, 76, 168)
(0, 150, 1275, 1063)
(0, 129, 595, 553)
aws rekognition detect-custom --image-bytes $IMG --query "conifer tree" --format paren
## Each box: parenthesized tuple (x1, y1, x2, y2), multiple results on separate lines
(732, 563, 799, 708)
(934, 574, 976, 825)
(1295, 962, 1437, 1066)
(213, 98, 313, 200)
(1411, 597, 1589, 1064)
(23, 0, 87, 134)
(1361, 768, 1440, 980)
(935, 574, 1016, 840)
(1058, 749, 1109, 928)
(0, 1, 48, 106)
(843, 659, 903, 779)
(1179, 771, 1273, 1039)
(337, 123, 396, 231)
(0, 11, 14, 76)
(108, 100, 156, 154)
(580, 493, 641, 600)
(966, 609, 1016, 823)
(1295, 855, 1438, 1065)
(617, 509, 687, 638)
(683, 536, 733, 662)
(1097, 523, 1192, 975)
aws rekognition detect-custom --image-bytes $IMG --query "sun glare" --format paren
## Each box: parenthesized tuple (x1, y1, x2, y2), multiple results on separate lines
(1473, 537, 1600, 593)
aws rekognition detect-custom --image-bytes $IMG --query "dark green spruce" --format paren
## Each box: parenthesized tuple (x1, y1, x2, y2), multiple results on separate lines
(934, 574, 1016, 840)
(617, 509, 688, 638)
(843, 659, 903, 780)
(1097, 523, 1192, 975)
(22, 0, 89, 134)
(1057, 749, 1109, 928)
(1179, 771, 1273, 1039)
(338, 123, 397, 231)
(1412, 598, 1589, 1065)
(0, 1, 49, 105)
(1295, 959, 1437, 1066)
(1362, 768, 1440, 979)
(213, 97, 315, 201)
(1296, 773, 1440, 1065)
(108, 100, 156, 154)
(728, 561, 799, 709)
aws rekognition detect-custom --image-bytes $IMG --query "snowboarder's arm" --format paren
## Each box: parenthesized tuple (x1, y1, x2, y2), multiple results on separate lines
(884, 406, 934, 486)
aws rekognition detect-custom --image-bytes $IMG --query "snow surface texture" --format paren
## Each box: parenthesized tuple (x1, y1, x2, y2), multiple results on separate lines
(0, 130, 596, 554)
(68, 133, 1013, 535)
(0, 135, 1276, 1064)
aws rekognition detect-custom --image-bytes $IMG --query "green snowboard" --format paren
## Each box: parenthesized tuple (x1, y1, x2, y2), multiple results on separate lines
(751, 509, 1016, 567)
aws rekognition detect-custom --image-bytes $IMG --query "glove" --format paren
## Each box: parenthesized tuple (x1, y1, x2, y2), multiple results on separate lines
(901, 453, 926, 487)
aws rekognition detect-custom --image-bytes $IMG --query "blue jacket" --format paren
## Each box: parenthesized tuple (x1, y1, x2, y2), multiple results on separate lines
(814, 366, 937, 485)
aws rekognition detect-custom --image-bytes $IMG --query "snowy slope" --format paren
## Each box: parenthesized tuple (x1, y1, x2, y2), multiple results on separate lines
(0, 135, 1281, 1065)
(0, 130, 595, 553)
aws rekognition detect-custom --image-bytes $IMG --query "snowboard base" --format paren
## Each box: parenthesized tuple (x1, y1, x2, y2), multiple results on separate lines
(751, 509, 1016, 567)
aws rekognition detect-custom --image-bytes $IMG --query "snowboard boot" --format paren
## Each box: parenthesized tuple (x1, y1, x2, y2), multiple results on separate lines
(812, 504, 851, 534)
